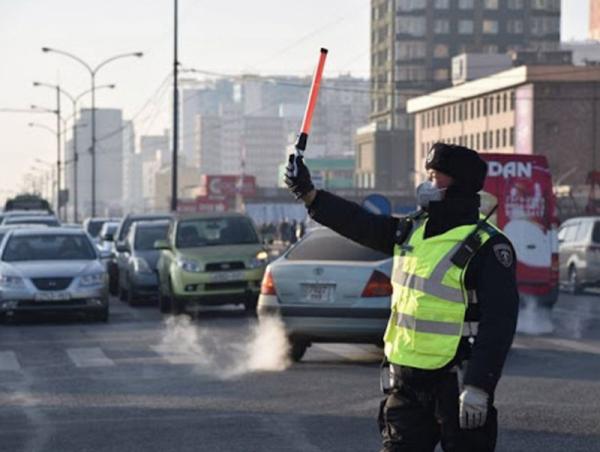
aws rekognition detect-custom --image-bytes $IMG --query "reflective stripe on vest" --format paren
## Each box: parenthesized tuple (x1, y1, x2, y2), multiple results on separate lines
(392, 312, 479, 337)
(383, 219, 499, 370)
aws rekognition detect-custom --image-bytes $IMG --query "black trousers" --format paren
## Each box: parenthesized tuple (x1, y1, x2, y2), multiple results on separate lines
(377, 369, 497, 452)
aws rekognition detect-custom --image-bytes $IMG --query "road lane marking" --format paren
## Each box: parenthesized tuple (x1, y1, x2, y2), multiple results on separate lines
(66, 347, 115, 367)
(0, 351, 21, 371)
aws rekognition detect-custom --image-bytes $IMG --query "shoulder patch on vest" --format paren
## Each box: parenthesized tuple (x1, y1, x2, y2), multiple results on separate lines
(493, 243, 513, 268)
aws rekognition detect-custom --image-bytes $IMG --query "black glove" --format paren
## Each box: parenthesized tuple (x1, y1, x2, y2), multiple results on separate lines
(284, 153, 314, 200)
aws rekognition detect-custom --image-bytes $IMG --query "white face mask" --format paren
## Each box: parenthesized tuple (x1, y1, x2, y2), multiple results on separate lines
(416, 180, 446, 208)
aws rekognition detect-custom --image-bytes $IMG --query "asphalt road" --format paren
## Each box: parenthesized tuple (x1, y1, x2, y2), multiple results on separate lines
(0, 292, 599, 452)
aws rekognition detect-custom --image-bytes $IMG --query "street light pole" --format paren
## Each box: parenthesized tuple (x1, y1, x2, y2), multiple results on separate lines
(55, 85, 62, 219)
(42, 47, 142, 217)
(171, 0, 179, 213)
(35, 82, 115, 222)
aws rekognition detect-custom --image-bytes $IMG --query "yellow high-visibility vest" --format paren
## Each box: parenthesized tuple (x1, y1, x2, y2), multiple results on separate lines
(383, 219, 499, 370)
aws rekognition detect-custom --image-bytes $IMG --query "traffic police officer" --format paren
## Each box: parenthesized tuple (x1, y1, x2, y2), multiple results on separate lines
(284, 143, 519, 452)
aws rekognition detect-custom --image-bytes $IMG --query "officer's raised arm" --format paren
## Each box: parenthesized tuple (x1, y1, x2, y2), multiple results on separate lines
(284, 153, 409, 255)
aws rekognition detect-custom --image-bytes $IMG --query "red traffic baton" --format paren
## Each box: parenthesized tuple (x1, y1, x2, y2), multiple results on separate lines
(295, 48, 328, 156)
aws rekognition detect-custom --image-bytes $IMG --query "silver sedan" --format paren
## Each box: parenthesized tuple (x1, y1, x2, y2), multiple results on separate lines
(257, 228, 392, 361)
(0, 228, 109, 321)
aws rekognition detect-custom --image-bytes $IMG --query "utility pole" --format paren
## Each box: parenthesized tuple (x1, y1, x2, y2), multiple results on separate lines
(55, 86, 62, 219)
(171, 0, 179, 212)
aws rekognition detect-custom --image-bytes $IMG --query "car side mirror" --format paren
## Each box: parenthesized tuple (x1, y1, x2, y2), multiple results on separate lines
(115, 241, 129, 253)
(154, 239, 171, 250)
(101, 232, 114, 242)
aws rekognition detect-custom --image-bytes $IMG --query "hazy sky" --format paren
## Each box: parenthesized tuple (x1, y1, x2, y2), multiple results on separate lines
(0, 0, 590, 202)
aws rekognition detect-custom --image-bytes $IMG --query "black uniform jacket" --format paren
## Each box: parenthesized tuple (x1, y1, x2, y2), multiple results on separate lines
(307, 190, 519, 394)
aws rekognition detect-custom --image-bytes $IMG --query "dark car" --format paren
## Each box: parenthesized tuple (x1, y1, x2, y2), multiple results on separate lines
(111, 213, 173, 297)
(118, 220, 170, 305)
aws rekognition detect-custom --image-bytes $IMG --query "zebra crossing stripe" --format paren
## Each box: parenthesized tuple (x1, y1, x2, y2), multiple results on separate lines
(0, 351, 21, 371)
(67, 347, 115, 367)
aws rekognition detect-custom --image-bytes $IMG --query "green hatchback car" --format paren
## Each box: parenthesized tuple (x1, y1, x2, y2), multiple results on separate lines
(155, 212, 268, 314)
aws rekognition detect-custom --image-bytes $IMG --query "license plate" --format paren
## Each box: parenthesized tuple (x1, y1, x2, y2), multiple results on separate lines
(35, 292, 71, 301)
(209, 271, 245, 283)
(301, 284, 335, 303)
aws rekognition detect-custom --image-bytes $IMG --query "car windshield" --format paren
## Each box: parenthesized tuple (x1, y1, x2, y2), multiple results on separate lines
(119, 216, 171, 241)
(176, 217, 259, 248)
(87, 220, 105, 238)
(5, 217, 59, 226)
(2, 234, 97, 262)
(134, 225, 169, 250)
(286, 230, 389, 261)
(101, 223, 118, 237)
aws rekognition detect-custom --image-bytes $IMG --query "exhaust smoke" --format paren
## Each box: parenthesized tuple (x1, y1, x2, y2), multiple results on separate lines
(155, 314, 291, 379)
(516, 295, 554, 335)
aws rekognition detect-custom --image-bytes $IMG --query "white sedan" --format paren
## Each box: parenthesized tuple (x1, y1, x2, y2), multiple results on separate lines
(257, 228, 392, 362)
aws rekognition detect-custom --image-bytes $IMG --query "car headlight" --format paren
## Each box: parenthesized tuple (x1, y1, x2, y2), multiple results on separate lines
(132, 257, 153, 274)
(248, 250, 269, 269)
(0, 275, 25, 289)
(79, 273, 105, 287)
(177, 258, 202, 273)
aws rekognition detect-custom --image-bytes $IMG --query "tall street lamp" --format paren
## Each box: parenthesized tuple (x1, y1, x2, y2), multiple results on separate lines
(42, 47, 143, 216)
(33, 82, 114, 222)
(28, 121, 61, 214)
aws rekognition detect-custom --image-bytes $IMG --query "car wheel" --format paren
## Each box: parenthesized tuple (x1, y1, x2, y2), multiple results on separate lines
(96, 305, 109, 322)
(108, 266, 119, 296)
(243, 294, 258, 316)
(167, 279, 185, 315)
(119, 283, 128, 302)
(158, 287, 172, 314)
(289, 340, 308, 363)
(568, 266, 582, 295)
(127, 286, 138, 307)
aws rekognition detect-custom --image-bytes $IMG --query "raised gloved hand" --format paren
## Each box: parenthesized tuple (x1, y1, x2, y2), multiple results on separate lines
(459, 385, 489, 429)
(284, 153, 315, 201)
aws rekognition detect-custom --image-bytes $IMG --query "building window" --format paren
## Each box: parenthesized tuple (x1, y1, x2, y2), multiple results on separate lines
(484, 0, 498, 9)
(434, 19, 450, 34)
(476, 133, 481, 149)
(508, 0, 524, 9)
(437, 109, 442, 126)
(396, 41, 427, 60)
(434, 44, 449, 58)
(496, 94, 501, 114)
(502, 128, 507, 147)
(483, 98, 487, 116)
(483, 20, 499, 34)
(503, 93, 508, 112)
(532, 0, 559, 10)
(510, 127, 515, 146)
(510, 91, 515, 110)
(507, 19, 524, 34)
(489, 131, 494, 148)
(453, 105, 457, 122)
(482, 44, 499, 53)
(496, 130, 501, 148)
(434, 69, 449, 81)
(459, 104, 464, 121)
(396, 66, 426, 82)
(483, 132, 488, 149)
(459, 0, 474, 9)
(470, 101, 475, 120)
(489, 97, 494, 115)
(476, 99, 481, 117)
(397, 0, 427, 11)
(470, 134, 474, 148)
(397, 17, 427, 36)
(434, 0, 450, 9)
(458, 20, 474, 34)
